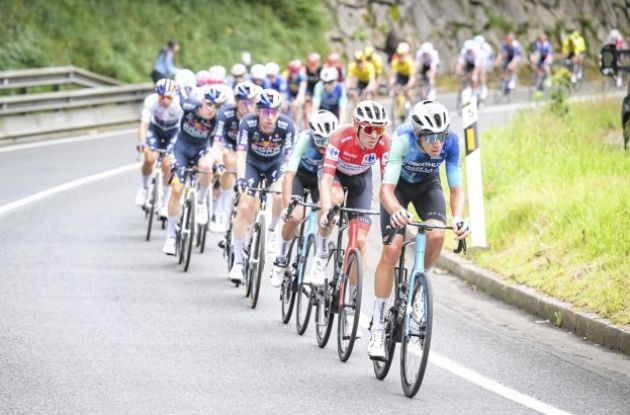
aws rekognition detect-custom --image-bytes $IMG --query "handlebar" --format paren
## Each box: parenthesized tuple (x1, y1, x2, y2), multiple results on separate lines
(383, 222, 466, 254)
(285, 196, 320, 220)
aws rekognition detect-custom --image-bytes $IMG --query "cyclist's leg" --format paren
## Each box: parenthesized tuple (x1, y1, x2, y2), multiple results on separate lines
(165, 140, 190, 242)
(315, 173, 344, 259)
(233, 162, 262, 265)
(343, 170, 372, 284)
(410, 176, 447, 269)
(267, 163, 285, 232)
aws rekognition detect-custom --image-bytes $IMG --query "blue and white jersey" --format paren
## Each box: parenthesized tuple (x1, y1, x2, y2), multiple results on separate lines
(267, 76, 287, 94)
(501, 40, 523, 65)
(313, 81, 347, 117)
(286, 131, 325, 175)
(141, 93, 183, 131)
(382, 122, 462, 187)
(214, 104, 240, 149)
(178, 106, 218, 146)
(237, 114, 296, 165)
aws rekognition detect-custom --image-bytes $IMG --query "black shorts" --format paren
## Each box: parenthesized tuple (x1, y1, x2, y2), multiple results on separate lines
(379, 174, 446, 237)
(172, 137, 210, 182)
(245, 159, 284, 196)
(395, 73, 410, 86)
(357, 80, 369, 92)
(291, 168, 320, 203)
(146, 124, 178, 152)
(330, 169, 373, 226)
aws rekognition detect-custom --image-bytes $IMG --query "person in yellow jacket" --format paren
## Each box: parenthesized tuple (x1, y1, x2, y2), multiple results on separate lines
(364, 46, 383, 84)
(346, 51, 377, 99)
(562, 30, 587, 84)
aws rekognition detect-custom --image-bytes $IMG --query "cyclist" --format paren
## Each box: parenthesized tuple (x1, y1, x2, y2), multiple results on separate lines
(456, 39, 483, 94)
(325, 52, 345, 83)
(415, 42, 440, 100)
(606, 29, 627, 88)
(229, 89, 297, 284)
(196, 70, 212, 87)
(229, 63, 248, 87)
(311, 67, 348, 123)
(474, 35, 494, 101)
(266, 62, 287, 96)
(135, 79, 182, 217)
(364, 46, 384, 86)
(390, 42, 415, 100)
(269, 110, 339, 287)
(530, 32, 553, 91)
(562, 30, 587, 84)
(367, 100, 470, 359)
(304, 53, 323, 128)
(496, 33, 523, 93)
(346, 51, 377, 101)
(151, 40, 179, 83)
(211, 81, 261, 233)
(250, 64, 270, 89)
(175, 69, 197, 102)
(284, 59, 307, 128)
(209, 65, 227, 85)
(311, 101, 390, 338)
(162, 85, 228, 255)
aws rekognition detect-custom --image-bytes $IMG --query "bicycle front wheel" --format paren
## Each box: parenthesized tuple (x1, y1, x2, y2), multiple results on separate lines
(400, 272, 433, 398)
(280, 237, 298, 324)
(336, 250, 362, 362)
(250, 215, 265, 309)
(373, 307, 397, 380)
(145, 176, 158, 241)
(295, 235, 314, 335)
(182, 191, 196, 272)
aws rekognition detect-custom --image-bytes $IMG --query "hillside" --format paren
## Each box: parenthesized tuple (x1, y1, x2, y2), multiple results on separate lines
(0, 0, 329, 82)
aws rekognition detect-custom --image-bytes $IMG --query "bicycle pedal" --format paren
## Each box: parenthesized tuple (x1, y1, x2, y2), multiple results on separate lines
(218, 240, 225, 249)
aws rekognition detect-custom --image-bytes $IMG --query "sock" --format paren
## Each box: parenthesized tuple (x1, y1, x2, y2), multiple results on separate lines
(269, 215, 280, 231)
(167, 216, 177, 238)
(317, 233, 329, 258)
(279, 237, 291, 257)
(218, 188, 232, 215)
(141, 174, 150, 189)
(161, 186, 171, 207)
(373, 297, 387, 331)
(234, 238, 245, 265)
(197, 186, 209, 203)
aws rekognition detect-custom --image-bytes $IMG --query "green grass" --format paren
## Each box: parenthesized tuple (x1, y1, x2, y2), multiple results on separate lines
(462, 99, 630, 325)
(0, 0, 329, 83)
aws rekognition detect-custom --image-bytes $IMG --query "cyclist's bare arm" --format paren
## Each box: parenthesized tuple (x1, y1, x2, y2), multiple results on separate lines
(282, 171, 296, 207)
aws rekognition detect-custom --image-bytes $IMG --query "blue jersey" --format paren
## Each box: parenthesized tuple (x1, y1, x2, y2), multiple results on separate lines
(314, 82, 347, 117)
(214, 104, 240, 150)
(178, 106, 218, 146)
(501, 41, 522, 65)
(383, 122, 462, 187)
(534, 40, 553, 61)
(268, 77, 287, 94)
(286, 131, 324, 175)
(237, 114, 296, 166)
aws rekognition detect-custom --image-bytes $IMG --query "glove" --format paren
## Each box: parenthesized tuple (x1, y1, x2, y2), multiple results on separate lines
(234, 178, 247, 193)
(390, 208, 411, 228)
(452, 216, 471, 240)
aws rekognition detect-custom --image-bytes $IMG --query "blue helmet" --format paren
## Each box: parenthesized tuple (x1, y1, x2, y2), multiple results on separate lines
(256, 88, 282, 109)
(202, 84, 228, 105)
(233, 81, 260, 101)
(155, 78, 177, 97)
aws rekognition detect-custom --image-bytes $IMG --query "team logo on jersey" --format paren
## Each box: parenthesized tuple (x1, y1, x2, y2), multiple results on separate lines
(362, 153, 377, 165)
(327, 145, 340, 160)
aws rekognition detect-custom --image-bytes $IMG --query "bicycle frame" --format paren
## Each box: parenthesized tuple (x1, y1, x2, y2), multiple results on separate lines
(403, 231, 428, 337)
(297, 210, 318, 283)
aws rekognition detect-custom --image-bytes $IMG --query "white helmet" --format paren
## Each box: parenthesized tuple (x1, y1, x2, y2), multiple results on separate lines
(464, 39, 477, 51)
(320, 67, 338, 83)
(175, 69, 197, 90)
(397, 42, 410, 54)
(309, 110, 339, 146)
(201, 84, 229, 106)
(208, 65, 226, 83)
(473, 35, 485, 45)
(419, 42, 434, 54)
(265, 62, 280, 77)
(250, 64, 266, 80)
(353, 100, 388, 126)
(231, 63, 247, 77)
(410, 100, 451, 135)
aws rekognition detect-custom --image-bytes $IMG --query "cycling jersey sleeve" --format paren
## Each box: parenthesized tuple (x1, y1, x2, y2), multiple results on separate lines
(378, 135, 391, 176)
(312, 82, 323, 110)
(286, 132, 310, 172)
(141, 95, 154, 123)
(445, 136, 463, 188)
(236, 118, 249, 152)
(213, 109, 226, 144)
(338, 85, 348, 110)
(322, 133, 341, 176)
(381, 133, 408, 185)
(283, 120, 296, 158)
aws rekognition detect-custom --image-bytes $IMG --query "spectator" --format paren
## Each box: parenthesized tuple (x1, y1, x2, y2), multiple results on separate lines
(151, 40, 179, 83)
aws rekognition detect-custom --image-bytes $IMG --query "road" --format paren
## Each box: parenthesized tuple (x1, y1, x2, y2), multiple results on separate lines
(0, 96, 629, 414)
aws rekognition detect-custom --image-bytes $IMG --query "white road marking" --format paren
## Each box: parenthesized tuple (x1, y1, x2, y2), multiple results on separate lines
(0, 163, 139, 216)
(0, 128, 137, 153)
(358, 315, 573, 415)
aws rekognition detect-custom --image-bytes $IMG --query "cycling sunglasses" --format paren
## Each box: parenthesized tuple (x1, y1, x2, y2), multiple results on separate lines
(260, 108, 280, 117)
(362, 125, 386, 136)
(237, 99, 254, 107)
(313, 134, 328, 147)
(420, 132, 447, 144)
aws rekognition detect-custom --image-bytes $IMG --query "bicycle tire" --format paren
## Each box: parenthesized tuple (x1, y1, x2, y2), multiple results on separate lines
(314, 291, 334, 348)
(280, 237, 298, 324)
(400, 272, 433, 398)
(250, 215, 265, 309)
(295, 235, 314, 335)
(244, 230, 254, 297)
(198, 194, 209, 254)
(373, 307, 397, 380)
(183, 191, 196, 272)
(337, 250, 362, 362)
(177, 202, 187, 265)
(145, 176, 157, 242)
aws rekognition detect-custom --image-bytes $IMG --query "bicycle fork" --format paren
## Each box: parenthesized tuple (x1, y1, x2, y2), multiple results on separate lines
(404, 232, 427, 337)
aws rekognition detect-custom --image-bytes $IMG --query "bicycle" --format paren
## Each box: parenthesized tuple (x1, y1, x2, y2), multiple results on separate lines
(196, 169, 236, 254)
(242, 177, 282, 309)
(278, 193, 320, 330)
(390, 83, 411, 127)
(175, 166, 211, 272)
(372, 222, 466, 398)
(143, 148, 168, 242)
(218, 185, 241, 277)
(312, 202, 379, 362)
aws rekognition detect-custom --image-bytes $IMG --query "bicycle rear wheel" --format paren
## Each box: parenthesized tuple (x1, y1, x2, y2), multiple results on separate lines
(295, 235, 314, 335)
(198, 193, 209, 254)
(182, 191, 196, 272)
(280, 238, 298, 324)
(336, 250, 362, 362)
(145, 176, 157, 241)
(400, 272, 433, 398)
(250, 215, 265, 308)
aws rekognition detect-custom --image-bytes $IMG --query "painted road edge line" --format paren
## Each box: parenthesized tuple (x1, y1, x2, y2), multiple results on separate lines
(0, 163, 139, 216)
(0, 128, 137, 153)
(358, 315, 573, 415)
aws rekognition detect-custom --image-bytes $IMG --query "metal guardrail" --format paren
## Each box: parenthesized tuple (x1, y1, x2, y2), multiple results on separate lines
(0, 66, 122, 91)
(0, 83, 153, 115)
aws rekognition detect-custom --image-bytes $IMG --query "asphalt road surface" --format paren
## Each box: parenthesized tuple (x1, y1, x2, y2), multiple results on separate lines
(0, 94, 629, 414)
